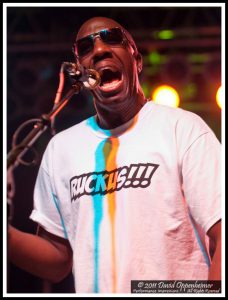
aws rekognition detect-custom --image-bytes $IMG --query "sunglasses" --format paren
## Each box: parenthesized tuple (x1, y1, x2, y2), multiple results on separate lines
(73, 27, 133, 58)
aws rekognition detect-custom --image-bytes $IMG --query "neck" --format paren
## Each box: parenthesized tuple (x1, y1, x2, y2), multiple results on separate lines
(95, 93, 147, 130)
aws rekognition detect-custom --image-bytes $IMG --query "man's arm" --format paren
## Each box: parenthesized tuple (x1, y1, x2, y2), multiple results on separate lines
(207, 220, 221, 280)
(8, 225, 73, 283)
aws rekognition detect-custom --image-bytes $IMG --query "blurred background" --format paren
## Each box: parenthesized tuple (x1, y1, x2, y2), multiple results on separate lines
(6, 5, 222, 293)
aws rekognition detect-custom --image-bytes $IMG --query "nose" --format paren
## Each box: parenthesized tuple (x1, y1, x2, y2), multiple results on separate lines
(92, 36, 112, 62)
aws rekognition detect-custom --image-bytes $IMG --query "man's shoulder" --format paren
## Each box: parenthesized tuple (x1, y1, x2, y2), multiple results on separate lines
(147, 101, 213, 137)
(148, 101, 203, 124)
(50, 115, 95, 143)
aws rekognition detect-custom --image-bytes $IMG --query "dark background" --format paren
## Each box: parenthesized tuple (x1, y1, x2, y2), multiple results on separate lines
(6, 5, 222, 293)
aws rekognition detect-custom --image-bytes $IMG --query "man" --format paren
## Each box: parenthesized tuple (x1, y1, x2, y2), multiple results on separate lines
(8, 17, 221, 293)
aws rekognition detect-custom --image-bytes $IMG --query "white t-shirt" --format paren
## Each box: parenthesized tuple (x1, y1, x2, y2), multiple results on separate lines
(30, 101, 221, 293)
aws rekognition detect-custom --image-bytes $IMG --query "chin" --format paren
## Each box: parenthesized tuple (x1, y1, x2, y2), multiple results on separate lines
(94, 86, 128, 104)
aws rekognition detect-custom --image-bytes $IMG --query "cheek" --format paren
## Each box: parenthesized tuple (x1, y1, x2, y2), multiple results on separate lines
(128, 61, 138, 82)
(122, 56, 135, 75)
(128, 55, 138, 74)
(78, 57, 90, 69)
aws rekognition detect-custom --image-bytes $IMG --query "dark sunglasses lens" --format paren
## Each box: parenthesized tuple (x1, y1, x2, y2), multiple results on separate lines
(76, 28, 124, 57)
(77, 37, 93, 57)
(101, 28, 123, 44)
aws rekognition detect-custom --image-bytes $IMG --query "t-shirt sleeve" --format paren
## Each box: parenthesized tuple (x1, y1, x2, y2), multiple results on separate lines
(30, 140, 68, 239)
(181, 127, 221, 233)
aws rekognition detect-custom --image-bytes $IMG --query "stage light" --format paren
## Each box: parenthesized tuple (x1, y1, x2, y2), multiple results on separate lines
(152, 85, 180, 108)
(158, 30, 175, 40)
(216, 86, 222, 109)
(148, 51, 162, 65)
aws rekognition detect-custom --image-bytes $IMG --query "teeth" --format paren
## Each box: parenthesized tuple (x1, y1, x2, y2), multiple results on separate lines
(103, 79, 119, 87)
(101, 80, 121, 90)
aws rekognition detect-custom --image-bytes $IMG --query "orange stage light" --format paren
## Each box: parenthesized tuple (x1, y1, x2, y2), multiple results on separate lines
(152, 85, 180, 108)
(216, 86, 222, 109)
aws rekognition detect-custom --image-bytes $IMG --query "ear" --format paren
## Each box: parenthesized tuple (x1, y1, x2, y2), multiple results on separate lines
(135, 52, 143, 74)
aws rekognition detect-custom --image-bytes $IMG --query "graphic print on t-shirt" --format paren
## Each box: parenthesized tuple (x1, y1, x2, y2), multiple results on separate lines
(70, 163, 159, 201)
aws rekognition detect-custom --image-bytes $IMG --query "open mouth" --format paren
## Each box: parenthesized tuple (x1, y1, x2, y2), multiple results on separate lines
(99, 68, 122, 92)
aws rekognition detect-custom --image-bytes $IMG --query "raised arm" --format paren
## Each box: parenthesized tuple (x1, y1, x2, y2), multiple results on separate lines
(8, 225, 73, 283)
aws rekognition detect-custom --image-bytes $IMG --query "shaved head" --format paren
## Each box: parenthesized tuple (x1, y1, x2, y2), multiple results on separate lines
(77, 17, 123, 40)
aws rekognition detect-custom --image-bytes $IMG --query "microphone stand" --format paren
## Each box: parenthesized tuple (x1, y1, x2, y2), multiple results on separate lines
(7, 82, 83, 170)
(6, 61, 100, 223)
(6, 82, 83, 292)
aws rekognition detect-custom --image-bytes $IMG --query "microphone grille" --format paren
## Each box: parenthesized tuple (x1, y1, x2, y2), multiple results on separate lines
(83, 69, 101, 89)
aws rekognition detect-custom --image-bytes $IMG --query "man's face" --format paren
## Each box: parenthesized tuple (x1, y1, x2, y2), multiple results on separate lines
(75, 18, 140, 108)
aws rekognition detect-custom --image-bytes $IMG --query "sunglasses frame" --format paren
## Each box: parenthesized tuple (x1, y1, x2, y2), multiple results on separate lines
(73, 27, 135, 59)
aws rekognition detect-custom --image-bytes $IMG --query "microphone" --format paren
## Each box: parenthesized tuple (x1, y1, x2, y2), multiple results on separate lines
(62, 62, 100, 89)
